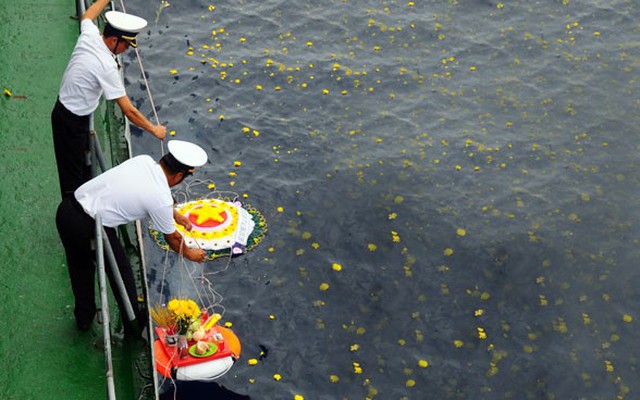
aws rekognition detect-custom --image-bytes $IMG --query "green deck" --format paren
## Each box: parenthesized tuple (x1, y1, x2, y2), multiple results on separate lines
(0, 1, 148, 399)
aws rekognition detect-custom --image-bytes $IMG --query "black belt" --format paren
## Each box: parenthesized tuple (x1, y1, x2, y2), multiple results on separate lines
(68, 194, 94, 222)
(54, 98, 89, 122)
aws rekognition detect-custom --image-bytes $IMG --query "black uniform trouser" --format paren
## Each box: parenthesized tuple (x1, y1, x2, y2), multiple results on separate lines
(51, 99, 92, 198)
(55, 195, 146, 332)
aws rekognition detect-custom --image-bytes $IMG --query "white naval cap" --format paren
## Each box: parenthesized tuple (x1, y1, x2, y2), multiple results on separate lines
(167, 140, 208, 170)
(104, 11, 148, 48)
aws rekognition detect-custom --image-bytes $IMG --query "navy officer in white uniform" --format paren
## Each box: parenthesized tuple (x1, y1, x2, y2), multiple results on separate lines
(52, 0, 167, 197)
(56, 140, 207, 334)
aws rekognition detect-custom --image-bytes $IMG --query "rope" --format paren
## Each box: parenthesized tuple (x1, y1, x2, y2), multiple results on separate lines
(116, 0, 166, 156)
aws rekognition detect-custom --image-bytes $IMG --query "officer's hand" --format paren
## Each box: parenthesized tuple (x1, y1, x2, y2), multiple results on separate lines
(151, 125, 167, 140)
(174, 212, 192, 230)
(185, 248, 206, 263)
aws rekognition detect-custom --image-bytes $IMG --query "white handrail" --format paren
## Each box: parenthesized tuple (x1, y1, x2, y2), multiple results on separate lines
(95, 214, 117, 400)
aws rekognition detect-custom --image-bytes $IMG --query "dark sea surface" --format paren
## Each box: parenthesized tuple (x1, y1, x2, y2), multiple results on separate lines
(121, 0, 640, 399)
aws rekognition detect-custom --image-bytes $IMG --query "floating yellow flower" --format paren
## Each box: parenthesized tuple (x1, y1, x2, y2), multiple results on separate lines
(329, 374, 339, 383)
(3, 88, 12, 97)
(294, 395, 304, 400)
(319, 282, 330, 291)
(256, 85, 263, 91)
(623, 314, 633, 323)
(332, 263, 342, 271)
(248, 358, 258, 365)
(273, 373, 282, 381)
(456, 228, 467, 236)
(350, 344, 360, 352)
(454, 340, 464, 348)
(353, 362, 362, 374)
(169, 69, 178, 75)
(207, 183, 216, 190)
(234, 161, 242, 167)
(444, 248, 454, 256)
(406, 379, 416, 388)
(477, 327, 487, 340)
(604, 360, 614, 373)
(169, 130, 176, 136)
(276, 206, 284, 213)
(368, 243, 377, 251)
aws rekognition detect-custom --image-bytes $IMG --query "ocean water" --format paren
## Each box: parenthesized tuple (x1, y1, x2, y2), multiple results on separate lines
(121, 0, 640, 399)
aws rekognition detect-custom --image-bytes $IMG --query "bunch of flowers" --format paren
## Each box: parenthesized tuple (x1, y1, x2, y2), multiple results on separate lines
(151, 297, 201, 335)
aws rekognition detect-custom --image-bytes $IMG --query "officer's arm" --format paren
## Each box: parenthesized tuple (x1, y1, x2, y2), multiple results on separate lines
(164, 230, 206, 263)
(83, 0, 111, 21)
(114, 95, 166, 140)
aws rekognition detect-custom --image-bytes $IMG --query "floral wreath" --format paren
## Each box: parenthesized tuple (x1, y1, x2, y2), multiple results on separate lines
(150, 199, 267, 260)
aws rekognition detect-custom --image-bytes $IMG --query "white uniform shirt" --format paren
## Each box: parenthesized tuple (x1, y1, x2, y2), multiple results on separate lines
(75, 156, 176, 234)
(58, 19, 126, 116)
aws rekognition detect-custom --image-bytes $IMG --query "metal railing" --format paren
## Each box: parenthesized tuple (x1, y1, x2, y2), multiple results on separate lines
(95, 214, 117, 399)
